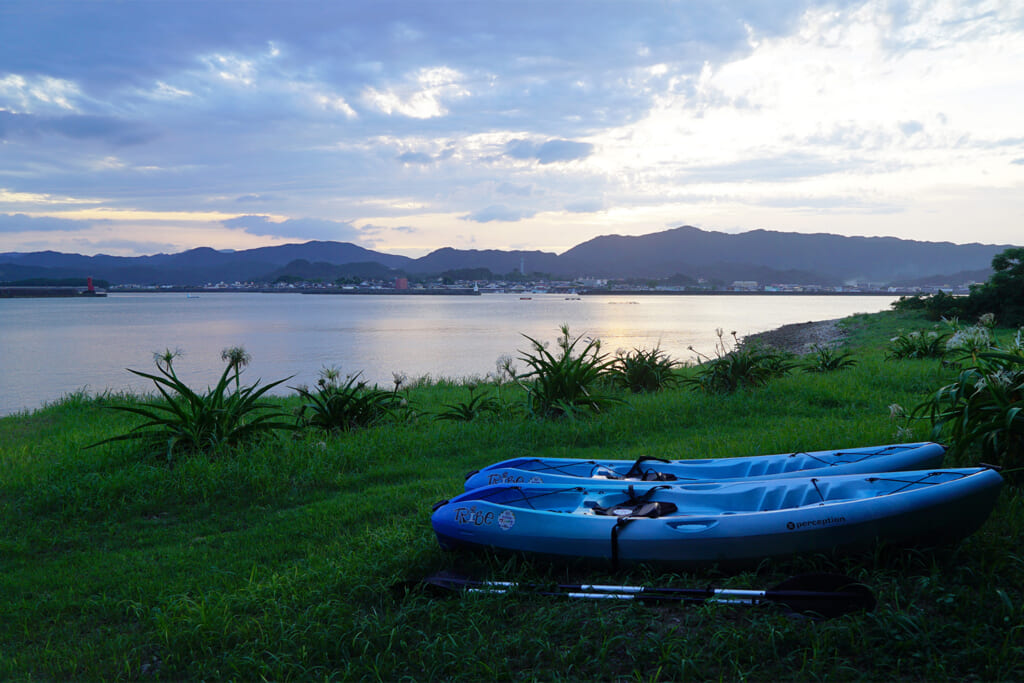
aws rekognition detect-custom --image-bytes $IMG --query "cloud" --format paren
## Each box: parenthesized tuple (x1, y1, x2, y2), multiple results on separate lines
(395, 145, 457, 164)
(223, 215, 365, 241)
(362, 66, 470, 119)
(504, 138, 594, 164)
(73, 237, 180, 254)
(899, 120, 924, 136)
(0, 188, 100, 206)
(313, 93, 357, 118)
(0, 73, 82, 113)
(397, 151, 434, 164)
(200, 53, 257, 86)
(2, 1, 1024, 257)
(235, 194, 277, 203)
(0, 213, 92, 232)
(357, 222, 419, 239)
(461, 205, 537, 223)
(150, 81, 193, 100)
(564, 199, 604, 213)
(0, 110, 155, 145)
(496, 182, 533, 197)
(680, 153, 849, 183)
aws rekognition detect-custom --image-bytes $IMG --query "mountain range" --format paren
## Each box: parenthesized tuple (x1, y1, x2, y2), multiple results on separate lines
(0, 226, 1013, 287)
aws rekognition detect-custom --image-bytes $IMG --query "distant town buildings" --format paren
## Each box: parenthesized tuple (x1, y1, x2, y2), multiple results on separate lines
(106, 274, 976, 296)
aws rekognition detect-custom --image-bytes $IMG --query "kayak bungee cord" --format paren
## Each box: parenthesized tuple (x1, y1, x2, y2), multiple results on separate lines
(865, 470, 968, 494)
(789, 443, 920, 466)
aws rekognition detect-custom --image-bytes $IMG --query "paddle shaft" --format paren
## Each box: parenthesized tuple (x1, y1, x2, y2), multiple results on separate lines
(425, 574, 875, 614)
(466, 585, 809, 606)
(471, 578, 811, 601)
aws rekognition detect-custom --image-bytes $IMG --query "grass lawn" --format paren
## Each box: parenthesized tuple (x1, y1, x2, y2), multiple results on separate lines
(1, 309, 1021, 680)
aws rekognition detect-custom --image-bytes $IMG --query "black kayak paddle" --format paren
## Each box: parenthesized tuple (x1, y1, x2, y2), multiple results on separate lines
(422, 571, 875, 619)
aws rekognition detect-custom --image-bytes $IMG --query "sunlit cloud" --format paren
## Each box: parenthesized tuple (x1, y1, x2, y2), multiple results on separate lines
(25, 208, 249, 222)
(461, 205, 537, 223)
(313, 93, 357, 118)
(362, 66, 471, 118)
(0, 188, 102, 206)
(0, 73, 82, 113)
(223, 215, 365, 241)
(201, 53, 258, 86)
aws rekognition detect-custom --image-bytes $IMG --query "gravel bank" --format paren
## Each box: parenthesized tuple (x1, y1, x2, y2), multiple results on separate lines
(743, 318, 847, 355)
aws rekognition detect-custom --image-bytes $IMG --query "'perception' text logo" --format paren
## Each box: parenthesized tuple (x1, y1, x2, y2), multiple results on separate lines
(787, 516, 847, 531)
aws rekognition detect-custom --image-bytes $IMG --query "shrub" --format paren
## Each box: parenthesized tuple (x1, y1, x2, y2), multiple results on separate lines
(802, 344, 857, 373)
(886, 330, 948, 360)
(895, 249, 1024, 326)
(892, 294, 928, 311)
(512, 324, 623, 418)
(684, 330, 795, 394)
(91, 348, 293, 463)
(945, 321, 994, 361)
(914, 350, 1024, 471)
(292, 367, 401, 433)
(610, 346, 681, 393)
(434, 384, 503, 422)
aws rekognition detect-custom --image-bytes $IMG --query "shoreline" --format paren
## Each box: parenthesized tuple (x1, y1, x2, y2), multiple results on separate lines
(0, 302, 871, 417)
(743, 318, 847, 355)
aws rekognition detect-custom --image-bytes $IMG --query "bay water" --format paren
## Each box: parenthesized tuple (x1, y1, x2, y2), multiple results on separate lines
(0, 292, 896, 416)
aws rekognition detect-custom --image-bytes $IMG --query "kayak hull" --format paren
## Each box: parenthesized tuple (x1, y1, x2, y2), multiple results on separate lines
(463, 442, 946, 490)
(433, 468, 1002, 567)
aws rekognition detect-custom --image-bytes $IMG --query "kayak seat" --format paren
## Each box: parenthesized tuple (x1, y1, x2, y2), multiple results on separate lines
(605, 489, 679, 568)
(594, 500, 679, 518)
(624, 456, 678, 482)
(589, 466, 677, 481)
(592, 467, 622, 479)
(634, 469, 678, 482)
(592, 485, 678, 518)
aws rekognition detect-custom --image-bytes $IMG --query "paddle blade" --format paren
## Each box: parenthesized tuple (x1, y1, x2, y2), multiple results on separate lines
(769, 573, 876, 618)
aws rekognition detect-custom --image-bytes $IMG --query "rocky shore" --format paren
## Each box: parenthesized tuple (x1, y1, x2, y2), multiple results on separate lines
(744, 318, 847, 355)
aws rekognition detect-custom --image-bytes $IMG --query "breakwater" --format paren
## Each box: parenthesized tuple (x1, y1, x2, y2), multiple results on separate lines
(0, 286, 106, 298)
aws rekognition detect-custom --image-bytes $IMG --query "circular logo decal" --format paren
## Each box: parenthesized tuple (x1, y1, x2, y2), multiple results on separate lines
(498, 510, 516, 531)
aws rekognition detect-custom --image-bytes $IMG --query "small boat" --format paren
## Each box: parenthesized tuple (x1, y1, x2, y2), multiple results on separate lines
(463, 442, 947, 490)
(432, 468, 1003, 567)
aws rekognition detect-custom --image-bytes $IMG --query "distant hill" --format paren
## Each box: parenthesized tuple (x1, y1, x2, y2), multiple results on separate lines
(410, 247, 564, 277)
(0, 241, 410, 286)
(558, 226, 1007, 282)
(0, 226, 1014, 286)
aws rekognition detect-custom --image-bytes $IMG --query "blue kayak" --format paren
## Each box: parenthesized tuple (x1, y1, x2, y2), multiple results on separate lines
(463, 442, 946, 490)
(433, 467, 1002, 567)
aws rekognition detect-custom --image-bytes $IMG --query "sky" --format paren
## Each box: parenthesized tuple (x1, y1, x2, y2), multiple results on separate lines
(1, 0, 1022, 259)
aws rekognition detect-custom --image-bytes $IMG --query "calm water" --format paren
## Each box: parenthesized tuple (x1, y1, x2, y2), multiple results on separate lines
(0, 292, 896, 416)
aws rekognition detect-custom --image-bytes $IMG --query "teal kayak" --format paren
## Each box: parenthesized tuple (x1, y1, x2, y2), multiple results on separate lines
(464, 442, 946, 490)
(433, 467, 1002, 567)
